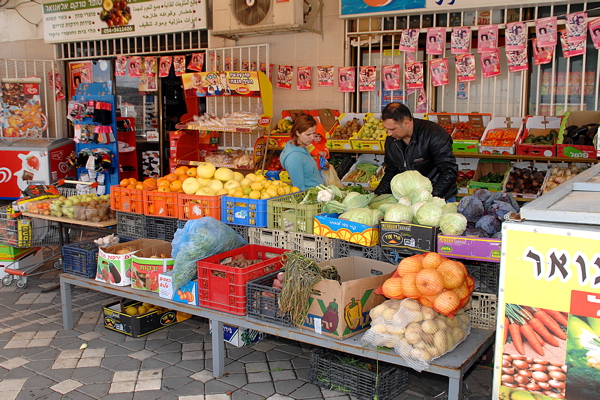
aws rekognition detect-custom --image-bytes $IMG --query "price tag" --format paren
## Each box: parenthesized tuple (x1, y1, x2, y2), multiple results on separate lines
(147, 131, 159, 142)
(314, 317, 322, 334)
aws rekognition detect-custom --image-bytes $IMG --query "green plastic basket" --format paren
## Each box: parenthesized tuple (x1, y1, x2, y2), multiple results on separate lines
(267, 191, 323, 234)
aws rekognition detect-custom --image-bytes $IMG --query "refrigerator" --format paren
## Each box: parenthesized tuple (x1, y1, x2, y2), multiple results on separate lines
(0, 138, 75, 199)
(493, 163, 600, 400)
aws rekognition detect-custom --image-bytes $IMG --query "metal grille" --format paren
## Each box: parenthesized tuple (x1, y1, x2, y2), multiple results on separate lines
(0, 59, 65, 139)
(345, 2, 600, 116)
(55, 31, 209, 60)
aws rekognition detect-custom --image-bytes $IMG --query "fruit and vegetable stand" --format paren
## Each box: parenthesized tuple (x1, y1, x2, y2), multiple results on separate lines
(59, 272, 495, 400)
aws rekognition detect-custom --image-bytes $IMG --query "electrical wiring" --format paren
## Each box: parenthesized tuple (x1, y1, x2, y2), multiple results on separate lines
(2, 0, 42, 25)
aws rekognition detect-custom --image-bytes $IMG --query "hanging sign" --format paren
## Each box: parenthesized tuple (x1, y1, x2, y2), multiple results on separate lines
(181, 71, 262, 98)
(42, 0, 207, 43)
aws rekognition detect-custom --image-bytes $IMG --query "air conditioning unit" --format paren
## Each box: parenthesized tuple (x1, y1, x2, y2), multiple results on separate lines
(212, 0, 322, 39)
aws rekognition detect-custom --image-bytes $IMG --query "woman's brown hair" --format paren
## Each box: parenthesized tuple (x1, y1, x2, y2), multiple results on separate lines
(289, 113, 317, 146)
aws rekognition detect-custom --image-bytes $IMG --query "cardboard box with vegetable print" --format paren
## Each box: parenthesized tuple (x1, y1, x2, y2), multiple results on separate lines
(468, 159, 511, 194)
(455, 158, 479, 195)
(302, 257, 396, 340)
(130, 243, 174, 292)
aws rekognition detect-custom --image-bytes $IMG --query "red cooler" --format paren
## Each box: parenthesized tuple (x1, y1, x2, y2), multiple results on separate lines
(0, 138, 75, 199)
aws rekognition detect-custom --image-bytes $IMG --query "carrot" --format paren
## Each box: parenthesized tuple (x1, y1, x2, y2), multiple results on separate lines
(534, 309, 567, 340)
(543, 308, 569, 327)
(520, 322, 545, 356)
(504, 317, 510, 344)
(528, 317, 559, 346)
(533, 331, 545, 347)
(509, 323, 524, 355)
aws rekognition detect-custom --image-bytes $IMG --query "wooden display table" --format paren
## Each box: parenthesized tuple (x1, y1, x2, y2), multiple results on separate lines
(60, 274, 495, 400)
(21, 212, 117, 228)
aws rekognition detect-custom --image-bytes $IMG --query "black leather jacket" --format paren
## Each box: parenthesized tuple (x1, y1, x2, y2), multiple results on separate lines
(374, 118, 458, 200)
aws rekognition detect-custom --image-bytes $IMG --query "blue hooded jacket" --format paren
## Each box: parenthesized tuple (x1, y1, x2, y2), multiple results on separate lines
(280, 141, 324, 191)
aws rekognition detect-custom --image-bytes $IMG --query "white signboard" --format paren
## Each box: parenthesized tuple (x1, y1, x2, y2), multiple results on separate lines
(42, 0, 207, 43)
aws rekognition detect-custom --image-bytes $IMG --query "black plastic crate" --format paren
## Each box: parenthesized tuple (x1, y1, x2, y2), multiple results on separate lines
(229, 224, 249, 243)
(309, 348, 409, 400)
(117, 212, 145, 238)
(246, 270, 293, 327)
(177, 219, 186, 230)
(380, 247, 417, 265)
(333, 240, 381, 260)
(464, 261, 499, 294)
(62, 236, 134, 278)
(144, 215, 179, 241)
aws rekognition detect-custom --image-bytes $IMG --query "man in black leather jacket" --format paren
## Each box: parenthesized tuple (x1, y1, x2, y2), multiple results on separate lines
(374, 103, 458, 200)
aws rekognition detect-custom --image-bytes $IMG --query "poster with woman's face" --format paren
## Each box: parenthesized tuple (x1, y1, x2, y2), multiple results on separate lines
(532, 38, 554, 65)
(589, 18, 600, 50)
(338, 67, 356, 92)
(480, 49, 501, 78)
(382, 64, 401, 90)
(173, 56, 186, 76)
(115, 56, 127, 76)
(506, 22, 527, 51)
(426, 27, 445, 55)
(456, 54, 476, 82)
(317, 66, 334, 87)
(405, 62, 424, 89)
(188, 53, 204, 72)
(478, 25, 498, 53)
(159, 56, 172, 78)
(128, 56, 142, 78)
(430, 58, 449, 87)
(566, 11, 588, 43)
(451, 27, 471, 55)
(297, 66, 312, 90)
(536, 17, 558, 47)
(277, 65, 293, 89)
(399, 28, 419, 52)
(359, 66, 376, 92)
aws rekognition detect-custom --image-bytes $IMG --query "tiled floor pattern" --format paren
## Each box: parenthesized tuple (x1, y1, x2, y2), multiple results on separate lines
(0, 260, 493, 400)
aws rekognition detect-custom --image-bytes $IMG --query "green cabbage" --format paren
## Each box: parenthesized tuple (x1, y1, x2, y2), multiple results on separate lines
(410, 189, 433, 204)
(391, 171, 433, 200)
(439, 212, 468, 235)
(441, 202, 458, 214)
(378, 203, 396, 213)
(431, 196, 446, 208)
(369, 194, 397, 210)
(397, 196, 412, 207)
(339, 208, 383, 226)
(411, 201, 426, 220)
(323, 200, 346, 214)
(415, 202, 444, 227)
(342, 192, 375, 210)
(384, 204, 413, 222)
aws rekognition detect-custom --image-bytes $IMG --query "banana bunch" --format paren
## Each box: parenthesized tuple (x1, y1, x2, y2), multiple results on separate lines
(271, 118, 293, 134)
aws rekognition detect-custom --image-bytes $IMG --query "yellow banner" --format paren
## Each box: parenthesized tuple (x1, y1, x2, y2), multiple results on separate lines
(181, 71, 262, 98)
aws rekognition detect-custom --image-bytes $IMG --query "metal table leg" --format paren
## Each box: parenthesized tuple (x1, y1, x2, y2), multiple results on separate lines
(60, 278, 73, 329)
(211, 319, 226, 378)
(448, 375, 463, 400)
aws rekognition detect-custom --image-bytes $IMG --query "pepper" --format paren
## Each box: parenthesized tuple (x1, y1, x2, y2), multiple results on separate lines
(344, 297, 363, 331)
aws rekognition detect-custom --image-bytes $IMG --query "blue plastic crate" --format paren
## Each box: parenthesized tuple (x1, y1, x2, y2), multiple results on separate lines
(62, 236, 134, 278)
(221, 196, 269, 227)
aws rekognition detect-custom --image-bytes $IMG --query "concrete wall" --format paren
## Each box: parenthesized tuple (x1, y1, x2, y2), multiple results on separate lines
(0, 0, 55, 59)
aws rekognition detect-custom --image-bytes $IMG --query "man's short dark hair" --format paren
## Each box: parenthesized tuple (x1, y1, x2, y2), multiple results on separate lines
(382, 102, 412, 122)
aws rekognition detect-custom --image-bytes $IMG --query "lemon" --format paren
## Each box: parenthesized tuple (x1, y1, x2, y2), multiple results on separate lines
(255, 174, 266, 182)
(260, 191, 271, 200)
(271, 180, 282, 186)
(243, 187, 252, 195)
(262, 180, 272, 189)
(249, 190, 261, 199)
(277, 187, 287, 196)
(142, 302, 152, 309)
(291, 186, 300, 193)
(137, 306, 147, 315)
(232, 189, 244, 197)
(245, 173, 257, 181)
(250, 181, 264, 191)
(266, 188, 278, 197)
(283, 185, 291, 194)
(125, 306, 137, 316)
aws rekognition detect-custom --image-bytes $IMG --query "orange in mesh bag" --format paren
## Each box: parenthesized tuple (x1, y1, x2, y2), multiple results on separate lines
(361, 298, 471, 372)
(374, 252, 474, 317)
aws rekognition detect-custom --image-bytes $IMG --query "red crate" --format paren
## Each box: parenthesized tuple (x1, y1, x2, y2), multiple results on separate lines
(143, 191, 178, 218)
(110, 186, 144, 214)
(196, 244, 287, 315)
(177, 193, 222, 221)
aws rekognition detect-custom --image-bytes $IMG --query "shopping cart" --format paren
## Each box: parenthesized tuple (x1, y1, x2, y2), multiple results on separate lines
(0, 180, 96, 288)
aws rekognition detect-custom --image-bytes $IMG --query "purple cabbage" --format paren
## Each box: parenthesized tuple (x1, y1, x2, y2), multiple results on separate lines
(473, 189, 493, 204)
(475, 214, 501, 236)
(463, 227, 488, 238)
(487, 200, 517, 220)
(457, 196, 485, 224)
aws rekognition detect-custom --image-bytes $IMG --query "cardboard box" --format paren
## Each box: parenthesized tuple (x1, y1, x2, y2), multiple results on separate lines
(0, 245, 39, 261)
(468, 160, 511, 194)
(351, 113, 384, 151)
(502, 161, 549, 200)
(479, 116, 524, 155)
(97, 239, 168, 287)
(170, 279, 198, 306)
(327, 113, 366, 150)
(103, 300, 190, 337)
(437, 235, 501, 262)
(209, 321, 268, 347)
(516, 116, 562, 157)
(456, 157, 479, 194)
(302, 257, 395, 340)
(341, 153, 382, 188)
(379, 221, 439, 253)
(314, 213, 379, 247)
(558, 111, 600, 159)
(310, 108, 340, 132)
(427, 113, 490, 153)
(131, 243, 174, 292)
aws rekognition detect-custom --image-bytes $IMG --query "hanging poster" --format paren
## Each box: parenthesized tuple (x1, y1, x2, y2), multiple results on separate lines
(242, 61, 257, 71)
(1, 78, 43, 138)
(128, 56, 142, 78)
(69, 61, 92, 92)
(506, 22, 527, 51)
(382, 65, 401, 91)
(405, 62, 424, 90)
(224, 57, 237, 71)
(415, 88, 428, 113)
(559, 30, 586, 58)
(430, 58, 449, 87)
(338, 67, 356, 93)
(536, 16, 558, 47)
(317, 66, 334, 87)
(260, 63, 275, 81)
(181, 71, 261, 98)
(159, 56, 172, 78)
(49, 71, 65, 102)
(140, 57, 157, 92)
(210, 52, 220, 71)
(173, 56, 186, 77)
(188, 53, 204, 72)
(359, 66, 376, 92)
(506, 48, 529, 73)
(456, 54, 476, 83)
(532, 38, 554, 65)
(277, 65, 293, 89)
(493, 222, 600, 400)
(478, 25, 499, 53)
(480, 49, 501, 78)
(451, 27, 471, 55)
(426, 27, 445, 55)
(297, 66, 312, 91)
(399, 29, 419, 52)
(589, 19, 600, 50)
(566, 11, 588, 43)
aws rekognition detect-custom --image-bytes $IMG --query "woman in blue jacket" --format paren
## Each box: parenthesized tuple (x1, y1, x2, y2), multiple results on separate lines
(280, 113, 324, 191)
